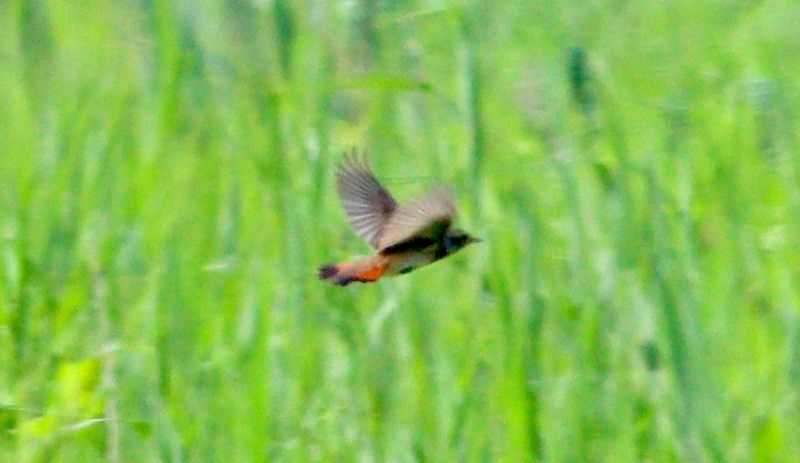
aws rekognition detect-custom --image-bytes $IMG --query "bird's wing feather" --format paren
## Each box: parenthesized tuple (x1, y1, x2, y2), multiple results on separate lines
(336, 152, 398, 248)
(378, 186, 456, 251)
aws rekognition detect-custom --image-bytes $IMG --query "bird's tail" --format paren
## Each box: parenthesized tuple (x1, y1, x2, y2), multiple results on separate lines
(318, 256, 389, 286)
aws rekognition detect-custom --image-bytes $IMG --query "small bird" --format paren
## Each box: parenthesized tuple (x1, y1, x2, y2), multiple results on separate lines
(319, 151, 481, 286)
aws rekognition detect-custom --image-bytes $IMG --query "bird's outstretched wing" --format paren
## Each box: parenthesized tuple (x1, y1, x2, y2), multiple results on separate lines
(377, 186, 456, 251)
(336, 151, 398, 248)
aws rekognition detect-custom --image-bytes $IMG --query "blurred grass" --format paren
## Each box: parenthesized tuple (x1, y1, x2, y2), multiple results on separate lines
(1, 0, 800, 461)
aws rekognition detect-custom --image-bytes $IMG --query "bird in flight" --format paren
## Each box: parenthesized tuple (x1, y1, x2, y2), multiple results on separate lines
(319, 150, 481, 286)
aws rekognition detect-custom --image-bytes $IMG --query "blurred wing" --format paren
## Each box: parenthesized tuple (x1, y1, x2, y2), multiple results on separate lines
(336, 152, 398, 248)
(378, 186, 456, 250)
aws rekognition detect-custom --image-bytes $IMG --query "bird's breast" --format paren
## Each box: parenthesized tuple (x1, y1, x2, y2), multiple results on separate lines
(385, 249, 438, 276)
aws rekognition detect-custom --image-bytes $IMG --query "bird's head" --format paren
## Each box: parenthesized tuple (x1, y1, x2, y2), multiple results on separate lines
(443, 229, 482, 255)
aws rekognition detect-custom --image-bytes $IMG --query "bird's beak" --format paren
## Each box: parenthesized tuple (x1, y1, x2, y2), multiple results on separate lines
(468, 236, 483, 244)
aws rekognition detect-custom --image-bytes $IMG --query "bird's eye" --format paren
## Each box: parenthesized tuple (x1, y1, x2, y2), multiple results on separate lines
(446, 235, 463, 251)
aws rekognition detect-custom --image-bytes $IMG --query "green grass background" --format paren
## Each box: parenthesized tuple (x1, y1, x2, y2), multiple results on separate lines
(1, 0, 800, 461)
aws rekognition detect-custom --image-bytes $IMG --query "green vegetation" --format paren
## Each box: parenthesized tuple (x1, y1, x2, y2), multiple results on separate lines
(1, 0, 799, 461)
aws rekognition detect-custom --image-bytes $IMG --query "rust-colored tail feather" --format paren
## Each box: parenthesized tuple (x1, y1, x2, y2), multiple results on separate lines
(318, 257, 388, 286)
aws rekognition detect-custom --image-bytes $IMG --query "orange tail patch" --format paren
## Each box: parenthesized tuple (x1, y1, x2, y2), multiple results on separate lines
(318, 259, 387, 286)
(351, 262, 388, 283)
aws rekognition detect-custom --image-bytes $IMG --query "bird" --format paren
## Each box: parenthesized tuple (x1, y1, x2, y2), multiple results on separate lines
(318, 150, 481, 286)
